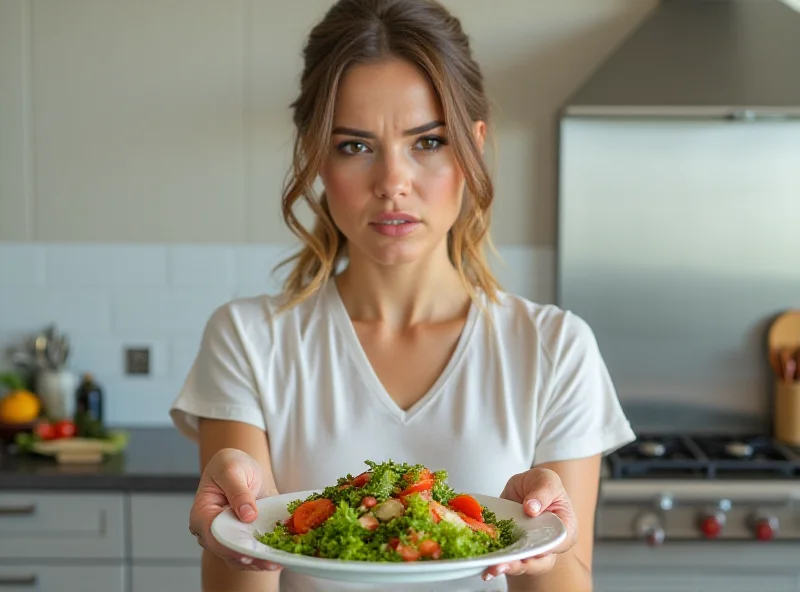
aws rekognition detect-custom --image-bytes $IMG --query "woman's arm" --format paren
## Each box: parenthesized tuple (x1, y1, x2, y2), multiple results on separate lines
(506, 454, 601, 592)
(197, 418, 282, 592)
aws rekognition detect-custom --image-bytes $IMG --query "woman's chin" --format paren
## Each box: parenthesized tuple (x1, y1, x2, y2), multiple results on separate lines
(353, 244, 429, 269)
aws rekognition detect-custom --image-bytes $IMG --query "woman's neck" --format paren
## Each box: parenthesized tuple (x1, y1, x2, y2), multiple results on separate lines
(334, 244, 470, 329)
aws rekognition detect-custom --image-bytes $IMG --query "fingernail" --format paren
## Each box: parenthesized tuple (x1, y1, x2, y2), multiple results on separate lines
(268, 564, 281, 571)
(496, 564, 509, 575)
(483, 573, 494, 581)
(526, 499, 542, 514)
(240, 557, 252, 565)
(239, 504, 255, 519)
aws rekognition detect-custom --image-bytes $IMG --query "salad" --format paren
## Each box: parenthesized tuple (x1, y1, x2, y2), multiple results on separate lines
(257, 460, 518, 562)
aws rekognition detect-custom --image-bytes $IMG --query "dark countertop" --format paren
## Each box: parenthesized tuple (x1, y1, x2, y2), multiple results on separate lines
(0, 427, 201, 492)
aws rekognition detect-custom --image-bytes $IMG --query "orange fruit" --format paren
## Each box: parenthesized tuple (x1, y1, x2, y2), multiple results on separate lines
(0, 390, 41, 424)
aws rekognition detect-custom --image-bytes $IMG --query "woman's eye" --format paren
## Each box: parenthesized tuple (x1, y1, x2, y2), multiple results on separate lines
(415, 136, 446, 151)
(338, 141, 370, 155)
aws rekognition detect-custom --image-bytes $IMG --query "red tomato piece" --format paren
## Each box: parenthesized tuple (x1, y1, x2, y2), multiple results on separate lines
(398, 468, 435, 497)
(429, 500, 447, 524)
(291, 499, 335, 534)
(361, 496, 377, 509)
(448, 495, 484, 522)
(54, 419, 76, 439)
(34, 422, 57, 440)
(388, 537, 400, 550)
(283, 515, 297, 535)
(460, 514, 497, 538)
(418, 539, 441, 559)
(396, 543, 420, 562)
(351, 472, 372, 488)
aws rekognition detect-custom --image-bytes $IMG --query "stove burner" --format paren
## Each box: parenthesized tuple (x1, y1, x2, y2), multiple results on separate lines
(638, 441, 666, 458)
(725, 442, 754, 459)
(607, 434, 800, 480)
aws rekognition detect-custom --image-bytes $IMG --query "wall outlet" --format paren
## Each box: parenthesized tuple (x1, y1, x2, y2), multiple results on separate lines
(125, 347, 150, 375)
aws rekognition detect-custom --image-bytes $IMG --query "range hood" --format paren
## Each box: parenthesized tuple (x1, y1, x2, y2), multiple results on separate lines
(564, 0, 800, 119)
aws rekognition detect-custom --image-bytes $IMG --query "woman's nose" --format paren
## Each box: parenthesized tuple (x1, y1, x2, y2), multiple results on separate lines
(373, 151, 412, 200)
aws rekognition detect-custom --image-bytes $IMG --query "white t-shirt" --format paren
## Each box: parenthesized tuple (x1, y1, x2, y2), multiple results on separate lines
(170, 280, 635, 592)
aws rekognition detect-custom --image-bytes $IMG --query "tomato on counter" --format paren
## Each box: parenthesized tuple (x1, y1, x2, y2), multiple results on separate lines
(54, 419, 76, 438)
(34, 421, 57, 440)
(34, 419, 76, 440)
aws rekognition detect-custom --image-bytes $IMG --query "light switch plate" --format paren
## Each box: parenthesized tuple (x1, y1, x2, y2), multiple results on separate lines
(125, 347, 150, 375)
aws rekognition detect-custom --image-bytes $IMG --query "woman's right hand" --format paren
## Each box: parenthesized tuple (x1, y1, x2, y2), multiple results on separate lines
(189, 447, 283, 572)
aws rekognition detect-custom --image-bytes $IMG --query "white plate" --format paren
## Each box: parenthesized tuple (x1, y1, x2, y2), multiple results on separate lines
(210, 490, 567, 584)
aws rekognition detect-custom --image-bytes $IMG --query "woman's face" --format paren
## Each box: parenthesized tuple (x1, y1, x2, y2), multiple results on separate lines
(319, 57, 485, 268)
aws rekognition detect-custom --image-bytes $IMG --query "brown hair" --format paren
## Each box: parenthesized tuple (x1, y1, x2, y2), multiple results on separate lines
(275, 0, 501, 310)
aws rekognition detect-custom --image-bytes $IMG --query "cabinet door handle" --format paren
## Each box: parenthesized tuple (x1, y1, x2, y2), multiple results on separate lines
(0, 504, 37, 516)
(0, 574, 38, 586)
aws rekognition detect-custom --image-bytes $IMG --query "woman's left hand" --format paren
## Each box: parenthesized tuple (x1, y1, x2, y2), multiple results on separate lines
(483, 468, 579, 582)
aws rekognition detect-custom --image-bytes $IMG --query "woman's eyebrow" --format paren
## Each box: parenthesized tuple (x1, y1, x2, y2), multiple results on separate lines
(331, 120, 445, 139)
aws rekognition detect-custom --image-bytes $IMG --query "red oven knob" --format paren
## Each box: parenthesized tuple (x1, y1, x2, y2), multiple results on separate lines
(700, 515, 723, 539)
(754, 518, 778, 541)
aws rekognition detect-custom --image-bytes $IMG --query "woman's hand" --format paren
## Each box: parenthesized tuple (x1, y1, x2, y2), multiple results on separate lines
(188, 447, 283, 573)
(483, 468, 579, 582)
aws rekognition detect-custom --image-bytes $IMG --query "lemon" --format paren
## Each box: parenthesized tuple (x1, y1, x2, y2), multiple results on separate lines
(0, 390, 42, 424)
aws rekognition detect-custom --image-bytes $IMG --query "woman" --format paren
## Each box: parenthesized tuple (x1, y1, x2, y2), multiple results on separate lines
(171, 0, 635, 590)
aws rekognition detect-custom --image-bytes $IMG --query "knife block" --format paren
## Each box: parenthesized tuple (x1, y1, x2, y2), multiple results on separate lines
(774, 382, 800, 446)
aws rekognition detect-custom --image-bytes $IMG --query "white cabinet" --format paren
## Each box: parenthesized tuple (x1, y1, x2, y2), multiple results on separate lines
(131, 566, 202, 592)
(0, 491, 200, 592)
(0, 565, 125, 592)
(130, 493, 200, 560)
(0, 492, 125, 559)
(129, 493, 201, 592)
(594, 571, 799, 592)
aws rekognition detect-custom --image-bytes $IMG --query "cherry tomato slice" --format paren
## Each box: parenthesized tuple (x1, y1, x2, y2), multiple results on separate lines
(291, 499, 335, 534)
(448, 495, 483, 522)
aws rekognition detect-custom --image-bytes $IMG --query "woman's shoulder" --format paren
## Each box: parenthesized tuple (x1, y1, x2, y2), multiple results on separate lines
(201, 288, 326, 345)
(488, 291, 599, 355)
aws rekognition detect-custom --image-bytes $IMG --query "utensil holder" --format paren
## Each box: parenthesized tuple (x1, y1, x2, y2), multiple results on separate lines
(774, 382, 800, 446)
(35, 370, 77, 421)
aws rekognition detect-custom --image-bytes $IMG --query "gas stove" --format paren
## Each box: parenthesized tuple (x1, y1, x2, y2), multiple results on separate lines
(596, 434, 800, 546)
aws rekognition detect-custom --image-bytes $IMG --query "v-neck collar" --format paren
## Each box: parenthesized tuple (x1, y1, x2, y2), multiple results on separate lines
(325, 279, 480, 424)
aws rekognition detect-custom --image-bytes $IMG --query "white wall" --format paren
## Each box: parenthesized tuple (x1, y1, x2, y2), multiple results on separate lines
(0, 0, 658, 425)
(0, 0, 657, 245)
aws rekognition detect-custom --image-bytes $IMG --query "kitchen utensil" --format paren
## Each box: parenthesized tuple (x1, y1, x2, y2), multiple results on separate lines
(781, 348, 797, 383)
(769, 312, 800, 380)
(775, 381, 800, 446)
(796, 348, 800, 382)
(34, 370, 77, 421)
(210, 491, 567, 585)
(768, 312, 800, 444)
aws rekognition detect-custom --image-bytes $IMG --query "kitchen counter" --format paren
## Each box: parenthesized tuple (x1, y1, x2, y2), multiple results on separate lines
(0, 427, 201, 492)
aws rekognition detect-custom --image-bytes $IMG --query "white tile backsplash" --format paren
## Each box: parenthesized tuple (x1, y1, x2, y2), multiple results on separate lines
(0, 287, 111, 334)
(45, 244, 169, 287)
(0, 242, 554, 426)
(0, 244, 46, 286)
(111, 286, 235, 336)
(169, 245, 237, 287)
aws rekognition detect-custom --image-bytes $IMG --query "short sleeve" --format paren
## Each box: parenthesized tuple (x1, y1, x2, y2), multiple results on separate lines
(534, 311, 635, 465)
(169, 302, 267, 441)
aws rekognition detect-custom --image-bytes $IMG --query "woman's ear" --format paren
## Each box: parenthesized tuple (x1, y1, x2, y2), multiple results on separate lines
(473, 120, 487, 153)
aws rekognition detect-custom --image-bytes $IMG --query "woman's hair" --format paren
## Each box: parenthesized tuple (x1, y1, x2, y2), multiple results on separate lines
(275, 0, 501, 310)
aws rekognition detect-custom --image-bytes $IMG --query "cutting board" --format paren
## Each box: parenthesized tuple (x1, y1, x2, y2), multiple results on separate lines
(30, 437, 121, 464)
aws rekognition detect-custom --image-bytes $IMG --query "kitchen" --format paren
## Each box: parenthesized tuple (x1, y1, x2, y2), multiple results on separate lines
(1, 1, 800, 591)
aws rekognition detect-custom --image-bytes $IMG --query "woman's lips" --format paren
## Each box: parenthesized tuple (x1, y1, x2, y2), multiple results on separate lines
(369, 214, 421, 237)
